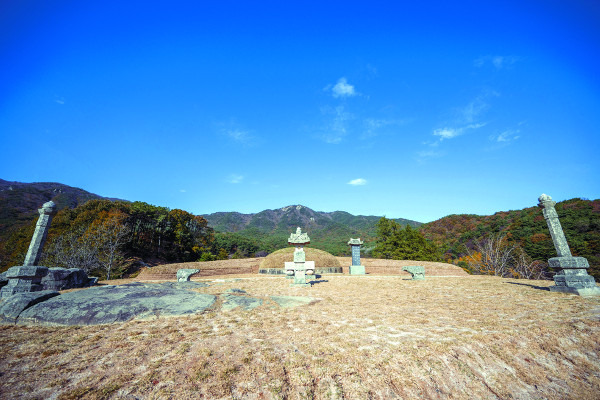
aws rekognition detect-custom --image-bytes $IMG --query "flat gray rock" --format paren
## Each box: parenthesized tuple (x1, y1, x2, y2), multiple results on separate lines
(270, 295, 318, 308)
(16, 282, 216, 326)
(0, 290, 60, 324)
(221, 294, 262, 311)
(158, 281, 209, 290)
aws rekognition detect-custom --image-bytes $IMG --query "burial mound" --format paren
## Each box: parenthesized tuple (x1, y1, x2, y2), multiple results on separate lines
(259, 247, 343, 274)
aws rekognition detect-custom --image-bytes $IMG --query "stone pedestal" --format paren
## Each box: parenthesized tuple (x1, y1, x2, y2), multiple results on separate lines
(1, 266, 47, 298)
(349, 265, 366, 274)
(538, 194, 600, 296)
(547, 257, 600, 296)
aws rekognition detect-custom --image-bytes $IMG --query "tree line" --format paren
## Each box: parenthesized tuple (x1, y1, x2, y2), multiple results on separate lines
(3, 198, 596, 281)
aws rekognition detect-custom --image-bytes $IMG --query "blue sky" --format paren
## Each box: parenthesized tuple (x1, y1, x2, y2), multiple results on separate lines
(1, 1, 599, 222)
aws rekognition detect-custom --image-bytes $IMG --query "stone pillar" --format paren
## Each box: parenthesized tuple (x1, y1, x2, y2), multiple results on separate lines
(1, 201, 57, 298)
(24, 201, 57, 266)
(538, 194, 600, 296)
(348, 238, 366, 275)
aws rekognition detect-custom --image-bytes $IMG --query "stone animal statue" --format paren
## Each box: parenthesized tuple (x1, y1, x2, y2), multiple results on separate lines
(402, 266, 425, 280)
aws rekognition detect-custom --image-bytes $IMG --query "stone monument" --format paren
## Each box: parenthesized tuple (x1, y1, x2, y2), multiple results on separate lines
(177, 268, 200, 282)
(1, 201, 96, 299)
(347, 238, 366, 275)
(538, 194, 600, 296)
(1, 201, 57, 298)
(402, 265, 425, 280)
(284, 227, 314, 287)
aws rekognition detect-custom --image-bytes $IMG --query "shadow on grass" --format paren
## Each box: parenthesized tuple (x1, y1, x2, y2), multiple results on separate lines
(504, 281, 550, 291)
(309, 279, 329, 285)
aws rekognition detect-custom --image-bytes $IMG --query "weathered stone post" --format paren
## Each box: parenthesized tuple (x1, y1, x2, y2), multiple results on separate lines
(24, 201, 57, 266)
(347, 238, 366, 275)
(284, 227, 314, 287)
(1, 201, 57, 298)
(538, 194, 600, 296)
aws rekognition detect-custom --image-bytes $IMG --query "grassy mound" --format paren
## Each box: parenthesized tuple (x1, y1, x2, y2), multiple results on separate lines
(259, 247, 341, 270)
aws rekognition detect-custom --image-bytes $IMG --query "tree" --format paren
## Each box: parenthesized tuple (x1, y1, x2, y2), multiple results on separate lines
(42, 226, 100, 273)
(469, 233, 517, 276)
(509, 248, 550, 280)
(464, 233, 551, 279)
(373, 217, 441, 261)
(89, 210, 131, 280)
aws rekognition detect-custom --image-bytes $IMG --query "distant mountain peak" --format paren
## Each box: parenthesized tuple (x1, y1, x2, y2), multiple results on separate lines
(279, 205, 305, 212)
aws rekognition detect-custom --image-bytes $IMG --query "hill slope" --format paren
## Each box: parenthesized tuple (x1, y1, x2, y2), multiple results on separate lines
(420, 197, 600, 279)
(0, 178, 121, 232)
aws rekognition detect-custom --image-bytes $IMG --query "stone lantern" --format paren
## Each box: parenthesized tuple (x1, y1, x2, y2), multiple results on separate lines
(284, 227, 314, 287)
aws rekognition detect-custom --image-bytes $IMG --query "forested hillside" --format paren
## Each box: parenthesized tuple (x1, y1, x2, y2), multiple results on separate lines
(202, 205, 421, 255)
(0, 199, 214, 279)
(420, 198, 600, 280)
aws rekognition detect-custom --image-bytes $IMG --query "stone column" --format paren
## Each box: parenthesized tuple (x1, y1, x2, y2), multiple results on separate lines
(348, 238, 365, 275)
(538, 194, 600, 296)
(24, 201, 57, 266)
(1, 201, 56, 298)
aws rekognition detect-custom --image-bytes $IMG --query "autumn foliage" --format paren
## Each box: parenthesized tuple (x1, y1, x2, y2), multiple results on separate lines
(0, 200, 215, 279)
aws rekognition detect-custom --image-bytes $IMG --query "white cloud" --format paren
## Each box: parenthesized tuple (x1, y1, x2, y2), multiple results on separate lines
(348, 178, 367, 186)
(320, 105, 353, 144)
(361, 118, 397, 139)
(461, 99, 488, 124)
(433, 127, 461, 140)
(415, 150, 444, 164)
(227, 174, 244, 184)
(331, 77, 357, 98)
(179, 189, 187, 193)
(215, 120, 257, 146)
(475, 55, 519, 69)
(225, 129, 251, 143)
(493, 128, 520, 143)
(54, 97, 65, 105)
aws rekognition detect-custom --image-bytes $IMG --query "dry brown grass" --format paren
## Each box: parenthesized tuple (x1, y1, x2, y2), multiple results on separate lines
(1, 275, 600, 399)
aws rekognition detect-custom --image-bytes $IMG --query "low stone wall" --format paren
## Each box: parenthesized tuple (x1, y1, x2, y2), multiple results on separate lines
(335, 257, 468, 276)
(259, 267, 343, 275)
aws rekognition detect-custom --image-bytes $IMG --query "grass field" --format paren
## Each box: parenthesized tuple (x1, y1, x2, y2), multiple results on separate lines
(1, 269, 599, 399)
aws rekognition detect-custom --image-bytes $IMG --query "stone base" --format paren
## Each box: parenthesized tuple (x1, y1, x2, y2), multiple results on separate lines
(1, 280, 43, 298)
(549, 285, 600, 296)
(549, 258, 600, 296)
(549, 256, 590, 269)
(349, 265, 366, 275)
